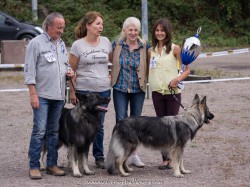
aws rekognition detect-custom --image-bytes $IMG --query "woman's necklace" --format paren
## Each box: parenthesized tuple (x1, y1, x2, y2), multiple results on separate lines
(157, 43, 164, 56)
(127, 41, 139, 52)
(158, 47, 162, 55)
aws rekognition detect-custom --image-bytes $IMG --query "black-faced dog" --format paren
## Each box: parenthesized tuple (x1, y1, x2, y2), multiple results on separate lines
(40, 92, 110, 177)
(105, 94, 214, 177)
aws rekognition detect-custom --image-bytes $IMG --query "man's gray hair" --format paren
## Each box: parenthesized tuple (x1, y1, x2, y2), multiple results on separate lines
(42, 12, 64, 31)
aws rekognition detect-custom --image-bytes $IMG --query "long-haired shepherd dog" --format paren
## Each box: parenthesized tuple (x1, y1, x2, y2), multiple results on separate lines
(105, 94, 214, 177)
(40, 92, 110, 177)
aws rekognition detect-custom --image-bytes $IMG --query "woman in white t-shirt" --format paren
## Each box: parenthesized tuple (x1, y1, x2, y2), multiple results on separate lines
(69, 11, 112, 169)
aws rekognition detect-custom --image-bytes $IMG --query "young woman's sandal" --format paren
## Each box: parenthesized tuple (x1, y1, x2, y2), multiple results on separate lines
(158, 163, 173, 170)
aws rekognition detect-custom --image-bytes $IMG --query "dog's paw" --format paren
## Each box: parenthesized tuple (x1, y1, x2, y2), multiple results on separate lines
(181, 169, 191, 174)
(40, 162, 46, 171)
(127, 167, 134, 172)
(124, 166, 134, 172)
(40, 166, 46, 171)
(73, 172, 83, 178)
(174, 173, 184, 178)
(121, 172, 130, 177)
(84, 170, 95, 175)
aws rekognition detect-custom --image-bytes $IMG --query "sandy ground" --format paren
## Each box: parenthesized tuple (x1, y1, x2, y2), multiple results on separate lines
(0, 52, 249, 186)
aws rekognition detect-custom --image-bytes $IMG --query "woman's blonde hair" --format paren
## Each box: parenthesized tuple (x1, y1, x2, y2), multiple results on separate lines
(118, 17, 143, 42)
(74, 11, 103, 39)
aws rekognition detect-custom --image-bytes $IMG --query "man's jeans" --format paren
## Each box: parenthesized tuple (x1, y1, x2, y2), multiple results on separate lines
(113, 89, 145, 123)
(29, 97, 64, 169)
(76, 90, 111, 160)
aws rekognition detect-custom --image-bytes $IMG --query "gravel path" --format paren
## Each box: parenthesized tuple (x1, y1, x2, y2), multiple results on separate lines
(0, 53, 249, 186)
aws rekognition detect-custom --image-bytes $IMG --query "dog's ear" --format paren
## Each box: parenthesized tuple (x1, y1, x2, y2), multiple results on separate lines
(75, 92, 88, 101)
(201, 96, 207, 106)
(193, 94, 200, 105)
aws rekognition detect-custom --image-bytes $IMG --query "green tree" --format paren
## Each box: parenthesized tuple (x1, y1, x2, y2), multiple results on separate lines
(0, 0, 249, 49)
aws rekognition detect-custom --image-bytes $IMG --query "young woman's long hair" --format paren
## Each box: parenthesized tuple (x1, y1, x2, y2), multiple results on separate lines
(151, 18, 172, 54)
(74, 11, 103, 39)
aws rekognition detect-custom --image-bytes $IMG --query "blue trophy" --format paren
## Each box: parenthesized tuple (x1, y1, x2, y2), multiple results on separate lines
(177, 27, 202, 89)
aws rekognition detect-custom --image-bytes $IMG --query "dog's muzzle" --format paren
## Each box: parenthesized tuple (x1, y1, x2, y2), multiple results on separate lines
(204, 112, 215, 124)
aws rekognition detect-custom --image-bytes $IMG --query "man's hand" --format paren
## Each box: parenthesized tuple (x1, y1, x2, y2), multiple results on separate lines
(66, 68, 74, 78)
(28, 84, 39, 109)
(30, 93, 39, 109)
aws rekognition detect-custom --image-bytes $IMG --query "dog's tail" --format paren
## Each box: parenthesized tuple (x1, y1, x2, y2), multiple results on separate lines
(105, 135, 117, 175)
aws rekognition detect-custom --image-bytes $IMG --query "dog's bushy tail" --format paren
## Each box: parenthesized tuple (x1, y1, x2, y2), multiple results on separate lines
(105, 136, 117, 175)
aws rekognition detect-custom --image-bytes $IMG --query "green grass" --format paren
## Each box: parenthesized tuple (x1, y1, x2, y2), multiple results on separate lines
(201, 45, 249, 53)
(191, 68, 243, 78)
(0, 71, 24, 82)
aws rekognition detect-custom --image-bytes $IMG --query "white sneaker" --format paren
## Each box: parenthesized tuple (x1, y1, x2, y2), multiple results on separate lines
(127, 155, 145, 168)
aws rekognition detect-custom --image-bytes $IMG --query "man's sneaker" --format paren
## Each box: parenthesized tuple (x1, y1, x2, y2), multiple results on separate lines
(95, 158, 105, 169)
(46, 166, 65, 176)
(127, 155, 145, 168)
(29, 169, 42, 180)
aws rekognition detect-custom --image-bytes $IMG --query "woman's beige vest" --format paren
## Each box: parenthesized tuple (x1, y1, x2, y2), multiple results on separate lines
(111, 40, 148, 92)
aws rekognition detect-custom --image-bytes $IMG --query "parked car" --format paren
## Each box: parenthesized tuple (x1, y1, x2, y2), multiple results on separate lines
(0, 11, 43, 45)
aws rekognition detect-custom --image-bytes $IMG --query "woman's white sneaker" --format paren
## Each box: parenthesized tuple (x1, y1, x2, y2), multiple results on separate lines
(127, 155, 145, 168)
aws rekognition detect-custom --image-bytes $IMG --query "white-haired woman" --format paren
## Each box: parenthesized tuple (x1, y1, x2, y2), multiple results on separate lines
(111, 17, 150, 167)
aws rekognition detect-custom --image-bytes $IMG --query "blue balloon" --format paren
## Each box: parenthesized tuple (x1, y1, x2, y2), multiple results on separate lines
(181, 47, 199, 65)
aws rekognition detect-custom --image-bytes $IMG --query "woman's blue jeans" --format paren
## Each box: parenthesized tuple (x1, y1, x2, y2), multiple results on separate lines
(76, 90, 111, 161)
(29, 97, 64, 169)
(113, 89, 145, 123)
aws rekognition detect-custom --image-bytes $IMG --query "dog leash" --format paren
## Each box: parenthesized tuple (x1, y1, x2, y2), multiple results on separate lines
(168, 85, 187, 111)
(66, 71, 76, 93)
(65, 64, 76, 93)
(69, 78, 76, 93)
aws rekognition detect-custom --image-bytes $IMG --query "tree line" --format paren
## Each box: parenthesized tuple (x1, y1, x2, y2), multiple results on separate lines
(1, 0, 249, 50)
